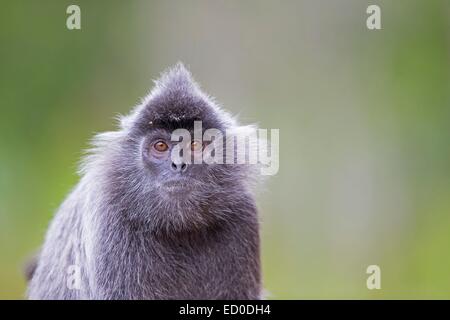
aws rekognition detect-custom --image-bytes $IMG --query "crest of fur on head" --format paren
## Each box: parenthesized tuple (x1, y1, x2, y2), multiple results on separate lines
(78, 63, 264, 232)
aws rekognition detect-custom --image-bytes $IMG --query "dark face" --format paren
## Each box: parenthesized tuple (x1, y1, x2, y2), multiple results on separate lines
(130, 81, 236, 197)
(139, 125, 219, 200)
(106, 90, 245, 233)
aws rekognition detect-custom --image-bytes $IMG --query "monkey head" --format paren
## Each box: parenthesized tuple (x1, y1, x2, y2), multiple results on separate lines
(84, 63, 257, 234)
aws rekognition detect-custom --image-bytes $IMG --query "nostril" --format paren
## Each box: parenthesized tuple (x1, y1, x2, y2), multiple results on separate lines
(171, 161, 187, 173)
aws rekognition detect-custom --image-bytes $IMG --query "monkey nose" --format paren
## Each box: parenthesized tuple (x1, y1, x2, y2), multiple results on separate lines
(170, 161, 188, 173)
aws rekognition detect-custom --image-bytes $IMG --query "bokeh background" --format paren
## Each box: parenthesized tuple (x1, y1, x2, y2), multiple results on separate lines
(1, 0, 449, 299)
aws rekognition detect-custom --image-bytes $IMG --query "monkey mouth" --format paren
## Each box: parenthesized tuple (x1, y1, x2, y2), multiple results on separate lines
(160, 179, 195, 193)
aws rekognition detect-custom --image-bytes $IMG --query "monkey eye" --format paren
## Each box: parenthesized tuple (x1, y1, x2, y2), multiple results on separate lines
(153, 140, 169, 152)
(190, 140, 203, 152)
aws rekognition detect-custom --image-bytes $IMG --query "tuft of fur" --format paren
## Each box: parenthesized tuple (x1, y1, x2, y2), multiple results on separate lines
(27, 63, 262, 300)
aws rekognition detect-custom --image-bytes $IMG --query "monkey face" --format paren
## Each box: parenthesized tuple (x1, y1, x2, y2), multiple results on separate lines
(129, 122, 241, 233)
(139, 122, 233, 200)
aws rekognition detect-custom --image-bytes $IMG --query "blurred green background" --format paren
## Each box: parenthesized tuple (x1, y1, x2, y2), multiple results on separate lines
(1, 0, 449, 299)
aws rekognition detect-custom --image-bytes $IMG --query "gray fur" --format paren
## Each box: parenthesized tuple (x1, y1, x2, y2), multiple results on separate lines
(27, 63, 262, 300)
